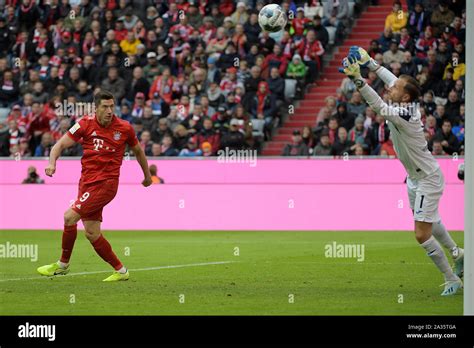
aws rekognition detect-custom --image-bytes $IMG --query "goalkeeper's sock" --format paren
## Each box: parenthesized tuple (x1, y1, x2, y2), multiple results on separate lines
(420, 236, 458, 282)
(60, 224, 77, 264)
(432, 222, 458, 257)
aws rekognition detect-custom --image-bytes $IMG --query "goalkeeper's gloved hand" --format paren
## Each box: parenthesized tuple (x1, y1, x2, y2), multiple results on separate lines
(338, 57, 361, 79)
(338, 57, 365, 88)
(347, 46, 379, 71)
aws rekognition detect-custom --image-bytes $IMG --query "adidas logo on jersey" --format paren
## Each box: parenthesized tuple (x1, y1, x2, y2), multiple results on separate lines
(75, 204, 81, 209)
(91, 131, 97, 136)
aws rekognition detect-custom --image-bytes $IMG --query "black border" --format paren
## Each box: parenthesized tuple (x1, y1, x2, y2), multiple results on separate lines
(1, 315, 473, 346)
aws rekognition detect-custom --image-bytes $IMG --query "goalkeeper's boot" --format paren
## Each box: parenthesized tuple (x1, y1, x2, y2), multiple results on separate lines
(440, 277, 463, 296)
(452, 247, 464, 278)
(103, 270, 129, 282)
(37, 262, 70, 276)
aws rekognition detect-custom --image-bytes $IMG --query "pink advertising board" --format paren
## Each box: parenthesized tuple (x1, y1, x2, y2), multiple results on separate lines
(0, 158, 464, 231)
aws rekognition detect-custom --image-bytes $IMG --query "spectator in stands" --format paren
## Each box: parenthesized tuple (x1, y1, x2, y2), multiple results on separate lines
(331, 127, 355, 156)
(101, 67, 126, 101)
(313, 130, 331, 156)
(422, 91, 437, 116)
(380, 135, 397, 157)
(347, 91, 366, 117)
(348, 116, 369, 153)
(267, 67, 285, 106)
(398, 27, 415, 52)
(282, 130, 309, 156)
(415, 26, 437, 59)
(430, 0, 455, 36)
(292, 7, 311, 40)
(451, 16, 465, 42)
(400, 51, 417, 77)
(297, 29, 324, 83)
(305, 0, 324, 20)
(0, 70, 20, 107)
(308, 15, 329, 49)
(7, 120, 24, 153)
(250, 81, 276, 131)
(383, 39, 404, 65)
(302, 126, 315, 151)
(139, 130, 153, 156)
(444, 90, 461, 125)
(385, 1, 407, 34)
(317, 96, 337, 125)
(407, 1, 430, 38)
(336, 102, 355, 131)
(389, 61, 402, 77)
(432, 140, 446, 156)
(436, 39, 450, 67)
(443, 51, 465, 81)
(262, 44, 288, 78)
(322, 0, 348, 44)
(34, 132, 54, 157)
(454, 79, 465, 103)
(425, 115, 438, 138)
(368, 40, 383, 58)
(326, 117, 340, 145)
(197, 117, 220, 155)
(286, 54, 308, 99)
(160, 134, 179, 156)
(378, 27, 393, 53)
(231, 2, 249, 26)
(221, 118, 246, 151)
(433, 119, 459, 155)
(424, 51, 444, 84)
(179, 136, 203, 157)
(366, 114, 390, 155)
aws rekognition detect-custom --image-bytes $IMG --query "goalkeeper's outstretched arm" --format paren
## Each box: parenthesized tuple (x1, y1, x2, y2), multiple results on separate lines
(373, 65, 398, 88)
(339, 57, 404, 126)
(349, 46, 398, 87)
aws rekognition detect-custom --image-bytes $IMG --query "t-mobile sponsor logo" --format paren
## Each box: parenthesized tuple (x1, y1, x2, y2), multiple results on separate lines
(93, 138, 104, 151)
(18, 322, 56, 341)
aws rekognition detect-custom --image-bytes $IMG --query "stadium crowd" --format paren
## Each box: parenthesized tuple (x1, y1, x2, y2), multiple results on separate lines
(0, 0, 349, 158)
(285, 0, 466, 157)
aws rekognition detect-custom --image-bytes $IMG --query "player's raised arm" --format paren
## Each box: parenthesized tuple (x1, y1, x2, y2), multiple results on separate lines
(45, 133, 77, 177)
(348, 46, 398, 88)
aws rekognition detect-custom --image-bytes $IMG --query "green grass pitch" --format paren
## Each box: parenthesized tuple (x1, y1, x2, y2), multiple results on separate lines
(0, 230, 463, 315)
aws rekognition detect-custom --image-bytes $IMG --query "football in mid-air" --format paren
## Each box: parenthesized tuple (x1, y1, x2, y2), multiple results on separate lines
(258, 4, 288, 33)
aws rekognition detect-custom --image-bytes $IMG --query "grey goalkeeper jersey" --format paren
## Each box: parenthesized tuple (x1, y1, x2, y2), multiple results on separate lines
(359, 68, 439, 180)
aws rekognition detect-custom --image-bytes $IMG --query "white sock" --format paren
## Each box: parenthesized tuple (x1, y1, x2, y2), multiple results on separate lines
(420, 236, 458, 282)
(117, 266, 127, 274)
(432, 222, 458, 257)
(57, 261, 69, 269)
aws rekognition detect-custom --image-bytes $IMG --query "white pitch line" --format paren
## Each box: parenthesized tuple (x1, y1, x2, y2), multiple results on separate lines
(0, 261, 236, 282)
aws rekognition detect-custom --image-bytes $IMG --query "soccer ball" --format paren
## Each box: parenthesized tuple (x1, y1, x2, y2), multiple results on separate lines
(258, 4, 288, 33)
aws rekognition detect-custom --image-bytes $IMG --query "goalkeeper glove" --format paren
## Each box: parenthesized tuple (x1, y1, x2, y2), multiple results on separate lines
(339, 57, 365, 88)
(347, 46, 379, 71)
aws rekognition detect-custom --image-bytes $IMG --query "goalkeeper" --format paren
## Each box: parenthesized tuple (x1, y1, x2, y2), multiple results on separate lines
(339, 47, 464, 296)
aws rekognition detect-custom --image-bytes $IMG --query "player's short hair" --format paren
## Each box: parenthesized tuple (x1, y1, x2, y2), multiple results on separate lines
(94, 90, 115, 106)
(400, 75, 421, 102)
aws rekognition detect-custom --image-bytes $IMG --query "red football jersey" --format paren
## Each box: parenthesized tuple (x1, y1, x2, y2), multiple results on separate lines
(67, 114, 138, 184)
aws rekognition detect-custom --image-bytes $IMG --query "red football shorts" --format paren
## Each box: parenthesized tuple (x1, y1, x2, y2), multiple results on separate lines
(71, 178, 119, 222)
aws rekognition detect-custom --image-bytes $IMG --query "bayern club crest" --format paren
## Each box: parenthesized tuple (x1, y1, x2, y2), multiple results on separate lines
(113, 131, 121, 141)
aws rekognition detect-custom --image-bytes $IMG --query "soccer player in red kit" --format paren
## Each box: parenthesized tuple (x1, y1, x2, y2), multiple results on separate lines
(37, 91, 152, 281)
